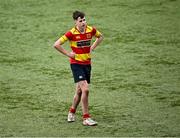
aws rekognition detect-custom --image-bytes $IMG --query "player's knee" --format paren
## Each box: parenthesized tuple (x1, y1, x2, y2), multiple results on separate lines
(78, 80, 89, 94)
(84, 88, 89, 93)
(82, 86, 89, 95)
(77, 88, 82, 94)
(76, 84, 82, 94)
(77, 91, 82, 97)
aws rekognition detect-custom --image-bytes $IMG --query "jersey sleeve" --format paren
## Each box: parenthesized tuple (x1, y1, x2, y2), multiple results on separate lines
(92, 27, 102, 38)
(59, 31, 73, 44)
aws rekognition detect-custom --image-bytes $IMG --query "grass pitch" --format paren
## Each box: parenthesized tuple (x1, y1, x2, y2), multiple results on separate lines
(0, 0, 180, 137)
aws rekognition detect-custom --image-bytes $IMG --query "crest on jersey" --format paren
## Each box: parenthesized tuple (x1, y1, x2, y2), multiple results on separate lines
(76, 35, 81, 39)
(86, 33, 91, 39)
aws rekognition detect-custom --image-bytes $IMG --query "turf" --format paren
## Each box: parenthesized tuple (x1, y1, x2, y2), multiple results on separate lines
(0, 0, 180, 137)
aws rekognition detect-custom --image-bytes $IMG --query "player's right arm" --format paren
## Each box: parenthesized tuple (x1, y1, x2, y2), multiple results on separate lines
(54, 35, 75, 58)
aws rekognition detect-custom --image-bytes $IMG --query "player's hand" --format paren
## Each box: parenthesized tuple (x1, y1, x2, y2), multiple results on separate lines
(67, 51, 75, 59)
(90, 47, 94, 54)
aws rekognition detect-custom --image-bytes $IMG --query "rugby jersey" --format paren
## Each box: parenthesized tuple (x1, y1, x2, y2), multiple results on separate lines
(59, 25, 102, 65)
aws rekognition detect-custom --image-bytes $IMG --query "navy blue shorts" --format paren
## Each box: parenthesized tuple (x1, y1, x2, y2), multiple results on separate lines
(70, 64, 91, 84)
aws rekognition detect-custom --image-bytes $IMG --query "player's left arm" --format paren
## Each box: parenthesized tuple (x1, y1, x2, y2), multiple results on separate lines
(90, 30, 103, 53)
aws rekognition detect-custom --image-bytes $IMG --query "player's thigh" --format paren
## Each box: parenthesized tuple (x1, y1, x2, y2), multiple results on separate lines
(77, 80, 89, 92)
(76, 83, 82, 94)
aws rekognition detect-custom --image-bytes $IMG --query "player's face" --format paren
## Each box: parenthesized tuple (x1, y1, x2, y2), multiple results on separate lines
(75, 17, 87, 29)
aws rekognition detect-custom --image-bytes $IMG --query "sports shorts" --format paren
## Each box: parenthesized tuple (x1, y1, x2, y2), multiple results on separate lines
(70, 64, 91, 84)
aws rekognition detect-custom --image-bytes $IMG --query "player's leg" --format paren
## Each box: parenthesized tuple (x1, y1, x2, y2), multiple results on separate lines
(71, 84, 82, 110)
(68, 84, 82, 122)
(78, 80, 89, 115)
(78, 80, 97, 126)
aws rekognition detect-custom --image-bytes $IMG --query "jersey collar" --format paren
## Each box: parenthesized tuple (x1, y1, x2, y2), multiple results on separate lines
(75, 25, 87, 34)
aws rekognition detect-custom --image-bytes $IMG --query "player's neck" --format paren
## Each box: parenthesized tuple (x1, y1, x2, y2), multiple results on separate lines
(76, 26, 86, 34)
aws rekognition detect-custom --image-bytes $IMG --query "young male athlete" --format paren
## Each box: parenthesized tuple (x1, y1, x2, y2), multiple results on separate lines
(53, 11, 103, 126)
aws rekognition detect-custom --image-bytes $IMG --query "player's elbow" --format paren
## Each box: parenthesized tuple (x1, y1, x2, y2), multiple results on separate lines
(53, 42, 60, 49)
(53, 39, 62, 49)
(53, 43, 59, 49)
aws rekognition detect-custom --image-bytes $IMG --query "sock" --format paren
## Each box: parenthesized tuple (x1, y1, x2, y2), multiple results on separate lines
(83, 113, 90, 119)
(69, 107, 76, 113)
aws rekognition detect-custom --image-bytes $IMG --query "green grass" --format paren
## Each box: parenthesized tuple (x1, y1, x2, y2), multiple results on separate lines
(0, 0, 180, 137)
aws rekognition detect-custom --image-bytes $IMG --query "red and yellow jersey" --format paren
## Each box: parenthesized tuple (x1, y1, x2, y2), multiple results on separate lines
(59, 25, 102, 65)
